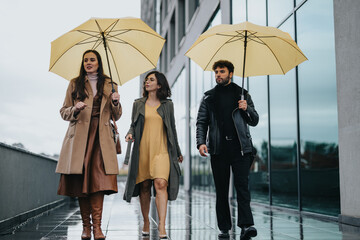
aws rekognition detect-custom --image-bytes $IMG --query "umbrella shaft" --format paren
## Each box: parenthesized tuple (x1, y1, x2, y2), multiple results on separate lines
(241, 30, 248, 98)
(101, 32, 115, 92)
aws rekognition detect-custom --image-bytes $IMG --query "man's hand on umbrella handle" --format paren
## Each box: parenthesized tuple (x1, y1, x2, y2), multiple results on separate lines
(75, 101, 87, 112)
(199, 144, 208, 157)
(111, 92, 120, 105)
(125, 134, 134, 142)
(238, 100, 247, 111)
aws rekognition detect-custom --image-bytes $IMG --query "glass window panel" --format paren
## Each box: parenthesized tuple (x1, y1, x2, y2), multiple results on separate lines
(155, 0, 161, 34)
(269, 16, 298, 209)
(268, 0, 294, 27)
(190, 60, 214, 192)
(296, 0, 303, 7)
(233, 76, 248, 90)
(170, 14, 175, 60)
(188, 0, 199, 24)
(172, 68, 187, 184)
(248, 76, 269, 204)
(178, 0, 185, 44)
(209, 9, 221, 28)
(232, 0, 247, 24)
(248, 0, 266, 25)
(297, 0, 339, 216)
(189, 10, 221, 192)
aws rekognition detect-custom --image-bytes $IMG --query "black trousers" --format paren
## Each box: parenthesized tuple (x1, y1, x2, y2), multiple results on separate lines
(210, 143, 254, 230)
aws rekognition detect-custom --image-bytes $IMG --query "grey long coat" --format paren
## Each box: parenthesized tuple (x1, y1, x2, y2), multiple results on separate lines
(123, 97, 182, 202)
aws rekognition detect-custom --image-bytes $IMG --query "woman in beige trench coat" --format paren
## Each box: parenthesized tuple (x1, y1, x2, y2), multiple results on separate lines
(56, 50, 122, 240)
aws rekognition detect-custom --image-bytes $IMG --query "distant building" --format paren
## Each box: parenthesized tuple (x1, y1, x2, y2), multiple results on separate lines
(141, 0, 360, 226)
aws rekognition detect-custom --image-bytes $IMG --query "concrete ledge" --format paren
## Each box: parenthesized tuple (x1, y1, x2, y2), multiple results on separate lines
(0, 142, 58, 163)
(0, 142, 65, 230)
(0, 199, 66, 233)
(339, 214, 360, 227)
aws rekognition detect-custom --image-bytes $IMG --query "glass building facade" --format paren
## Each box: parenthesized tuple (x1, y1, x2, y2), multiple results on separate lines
(150, 0, 339, 216)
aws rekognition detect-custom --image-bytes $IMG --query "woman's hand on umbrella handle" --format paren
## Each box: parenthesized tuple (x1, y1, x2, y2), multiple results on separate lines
(125, 134, 134, 142)
(178, 155, 184, 163)
(238, 100, 247, 111)
(75, 101, 87, 112)
(111, 92, 120, 105)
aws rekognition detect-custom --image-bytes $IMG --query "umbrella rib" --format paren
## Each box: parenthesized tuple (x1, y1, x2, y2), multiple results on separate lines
(255, 36, 293, 74)
(75, 39, 100, 45)
(107, 39, 128, 44)
(250, 35, 286, 74)
(120, 39, 159, 67)
(109, 28, 165, 39)
(95, 19, 104, 33)
(75, 30, 99, 37)
(107, 34, 164, 67)
(216, 31, 265, 45)
(204, 34, 241, 70)
(49, 42, 86, 71)
(273, 37, 308, 61)
(252, 35, 307, 74)
(92, 40, 104, 50)
(104, 19, 120, 33)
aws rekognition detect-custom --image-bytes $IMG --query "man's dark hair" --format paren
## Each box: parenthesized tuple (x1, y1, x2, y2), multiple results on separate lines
(142, 71, 171, 100)
(212, 60, 234, 74)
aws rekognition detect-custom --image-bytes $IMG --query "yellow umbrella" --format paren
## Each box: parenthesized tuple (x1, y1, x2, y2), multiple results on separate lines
(49, 17, 165, 87)
(185, 21, 307, 98)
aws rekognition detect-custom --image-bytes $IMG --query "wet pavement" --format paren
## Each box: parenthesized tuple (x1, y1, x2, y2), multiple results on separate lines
(1, 181, 360, 240)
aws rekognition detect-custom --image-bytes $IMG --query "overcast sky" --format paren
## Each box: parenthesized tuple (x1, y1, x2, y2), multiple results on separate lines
(0, 0, 141, 156)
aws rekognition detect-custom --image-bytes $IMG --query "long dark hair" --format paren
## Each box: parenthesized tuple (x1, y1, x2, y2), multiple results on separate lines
(142, 71, 171, 100)
(71, 50, 108, 101)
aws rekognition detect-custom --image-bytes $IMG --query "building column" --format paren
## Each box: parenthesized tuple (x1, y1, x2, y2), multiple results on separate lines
(184, 58, 192, 191)
(334, 0, 360, 226)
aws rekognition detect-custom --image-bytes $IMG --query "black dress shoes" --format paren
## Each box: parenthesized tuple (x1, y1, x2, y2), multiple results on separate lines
(218, 230, 230, 238)
(240, 226, 257, 240)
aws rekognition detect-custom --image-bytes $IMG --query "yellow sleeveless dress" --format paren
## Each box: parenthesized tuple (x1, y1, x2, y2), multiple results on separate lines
(136, 104, 170, 184)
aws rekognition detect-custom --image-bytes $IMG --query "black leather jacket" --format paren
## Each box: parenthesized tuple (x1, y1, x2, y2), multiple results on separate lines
(196, 83, 259, 155)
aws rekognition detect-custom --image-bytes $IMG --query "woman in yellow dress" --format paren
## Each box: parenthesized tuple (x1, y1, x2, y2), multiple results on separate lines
(124, 71, 183, 239)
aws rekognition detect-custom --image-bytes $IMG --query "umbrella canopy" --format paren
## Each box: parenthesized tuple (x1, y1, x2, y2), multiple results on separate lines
(50, 17, 165, 86)
(185, 21, 307, 95)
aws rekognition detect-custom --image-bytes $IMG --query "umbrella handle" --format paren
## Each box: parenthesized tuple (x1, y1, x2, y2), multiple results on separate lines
(111, 88, 119, 105)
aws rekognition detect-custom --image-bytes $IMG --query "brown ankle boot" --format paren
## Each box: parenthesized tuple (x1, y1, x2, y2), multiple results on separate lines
(78, 197, 92, 240)
(90, 192, 105, 240)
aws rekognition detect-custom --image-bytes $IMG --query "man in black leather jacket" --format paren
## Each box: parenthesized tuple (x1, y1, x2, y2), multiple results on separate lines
(196, 60, 259, 240)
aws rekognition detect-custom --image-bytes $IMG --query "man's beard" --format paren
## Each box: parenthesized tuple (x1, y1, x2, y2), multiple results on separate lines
(216, 76, 231, 86)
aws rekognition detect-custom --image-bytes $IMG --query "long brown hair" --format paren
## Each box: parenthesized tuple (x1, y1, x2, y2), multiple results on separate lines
(71, 50, 108, 101)
(142, 71, 171, 100)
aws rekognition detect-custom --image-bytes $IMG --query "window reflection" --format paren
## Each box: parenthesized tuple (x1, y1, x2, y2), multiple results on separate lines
(248, 0, 266, 25)
(247, 76, 269, 203)
(232, 0, 246, 23)
(268, 0, 293, 27)
(162, 0, 339, 217)
(297, 0, 339, 216)
(189, 10, 221, 192)
(268, 16, 298, 209)
(230, 0, 339, 215)
(172, 68, 187, 184)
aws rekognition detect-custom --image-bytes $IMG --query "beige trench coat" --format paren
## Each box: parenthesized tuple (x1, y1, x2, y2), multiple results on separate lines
(56, 78, 122, 175)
